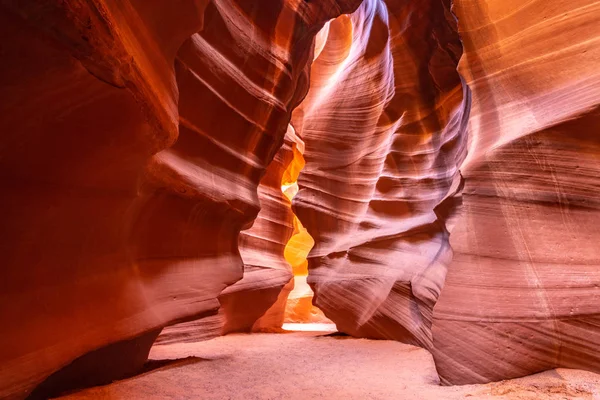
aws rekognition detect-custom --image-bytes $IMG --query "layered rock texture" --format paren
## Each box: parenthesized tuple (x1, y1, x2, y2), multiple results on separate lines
(2, 0, 600, 397)
(220, 126, 302, 333)
(292, 0, 600, 385)
(431, 0, 600, 385)
(155, 126, 302, 341)
(292, 0, 470, 348)
(280, 147, 328, 324)
(0, 0, 360, 398)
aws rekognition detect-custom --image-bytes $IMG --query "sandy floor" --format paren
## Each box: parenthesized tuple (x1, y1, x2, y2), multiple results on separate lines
(58, 331, 600, 400)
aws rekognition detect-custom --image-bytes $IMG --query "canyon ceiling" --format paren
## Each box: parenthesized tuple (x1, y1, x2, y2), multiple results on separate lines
(0, 0, 599, 398)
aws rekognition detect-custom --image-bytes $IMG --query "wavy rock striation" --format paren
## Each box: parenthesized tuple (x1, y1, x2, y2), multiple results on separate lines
(0, 2, 208, 397)
(154, 126, 302, 340)
(220, 126, 304, 333)
(293, 0, 600, 385)
(432, 0, 600, 385)
(292, 0, 470, 348)
(2, 0, 600, 394)
(0, 0, 361, 398)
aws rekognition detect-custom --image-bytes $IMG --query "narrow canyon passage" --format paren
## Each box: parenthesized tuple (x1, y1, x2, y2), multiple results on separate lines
(2, 0, 600, 399)
(59, 331, 600, 400)
(279, 136, 334, 331)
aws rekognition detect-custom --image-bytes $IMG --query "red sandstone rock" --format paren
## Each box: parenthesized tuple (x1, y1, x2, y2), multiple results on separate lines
(0, 2, 208, 397)
(220, 127, 302, 333)
(293, 0, 600, 385)
(2, 0, 600, 395)
(433, 112, 600, 384)
(431, 0, 600, 385)
(0, 0, 361, 398)
(292, 0, 470, 348)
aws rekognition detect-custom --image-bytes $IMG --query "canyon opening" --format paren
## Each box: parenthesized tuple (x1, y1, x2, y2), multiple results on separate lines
(1, 0, 600, 399)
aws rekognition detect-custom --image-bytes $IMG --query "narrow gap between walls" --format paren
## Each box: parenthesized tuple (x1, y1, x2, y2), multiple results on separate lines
(279, 137, 336, 333)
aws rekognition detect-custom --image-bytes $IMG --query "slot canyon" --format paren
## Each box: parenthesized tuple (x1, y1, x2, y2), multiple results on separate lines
(1, 0, 600, 399)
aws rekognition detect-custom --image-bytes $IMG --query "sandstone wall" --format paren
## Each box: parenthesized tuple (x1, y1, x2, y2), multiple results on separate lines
(432, 0, 600, 384)
(292, 0, 470, 347)
(0, 0, 361, 397)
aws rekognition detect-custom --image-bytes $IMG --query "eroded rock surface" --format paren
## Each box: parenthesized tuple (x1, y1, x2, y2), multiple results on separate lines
(0, 2, 209, 397)
(292, 0, 470, 348)
(0, 0, 361, 398)
(2, 0, 600, 395)
(431, 0, 600, 385)
(220, 127, 303, 333)
(292, 0, 600, 385)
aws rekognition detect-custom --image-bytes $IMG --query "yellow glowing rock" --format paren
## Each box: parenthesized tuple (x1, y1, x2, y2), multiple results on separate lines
(282, 182, 298, 203)
(284, 217, 315, 276)
(281, 140, 306, 187)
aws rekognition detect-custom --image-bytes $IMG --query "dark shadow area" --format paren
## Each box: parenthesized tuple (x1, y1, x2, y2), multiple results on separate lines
(320, 331, 349, 338)
(44, 357, 209, 399)
(140, 357, 205, 375)
(27, 329, 161, 400)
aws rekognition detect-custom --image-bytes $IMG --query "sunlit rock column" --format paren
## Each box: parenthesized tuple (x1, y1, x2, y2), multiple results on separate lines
(278, 136, 331, 325)
(293, 0, 470, 347)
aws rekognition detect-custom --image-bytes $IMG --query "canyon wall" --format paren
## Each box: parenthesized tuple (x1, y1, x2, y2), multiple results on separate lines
(155, 125, 303, 342)
(0, 0, 361, 398)
(292, 0, 600, 384)
(292, 0, 470, 348)
(431, 0, 600, 384)
(220, 126, 302, 333)
(1, 0, 600, 396)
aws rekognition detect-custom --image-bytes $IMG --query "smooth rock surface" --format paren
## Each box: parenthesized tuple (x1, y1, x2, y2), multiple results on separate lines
(0, 0, 362, 397)
(292, 0, 470, 348)
(0, 2, 210, 397)
(220, 127, 301, 333)
(2, 0, 600, 395)
(431, 0, 600, 385)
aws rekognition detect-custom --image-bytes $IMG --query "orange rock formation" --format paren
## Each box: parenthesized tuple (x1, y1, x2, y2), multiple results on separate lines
(1, 0, 600, 397)
(0, 0, 361, 398)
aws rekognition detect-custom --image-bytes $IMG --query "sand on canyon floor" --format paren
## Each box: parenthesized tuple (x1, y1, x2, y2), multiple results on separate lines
(57, 330, 600, 400)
